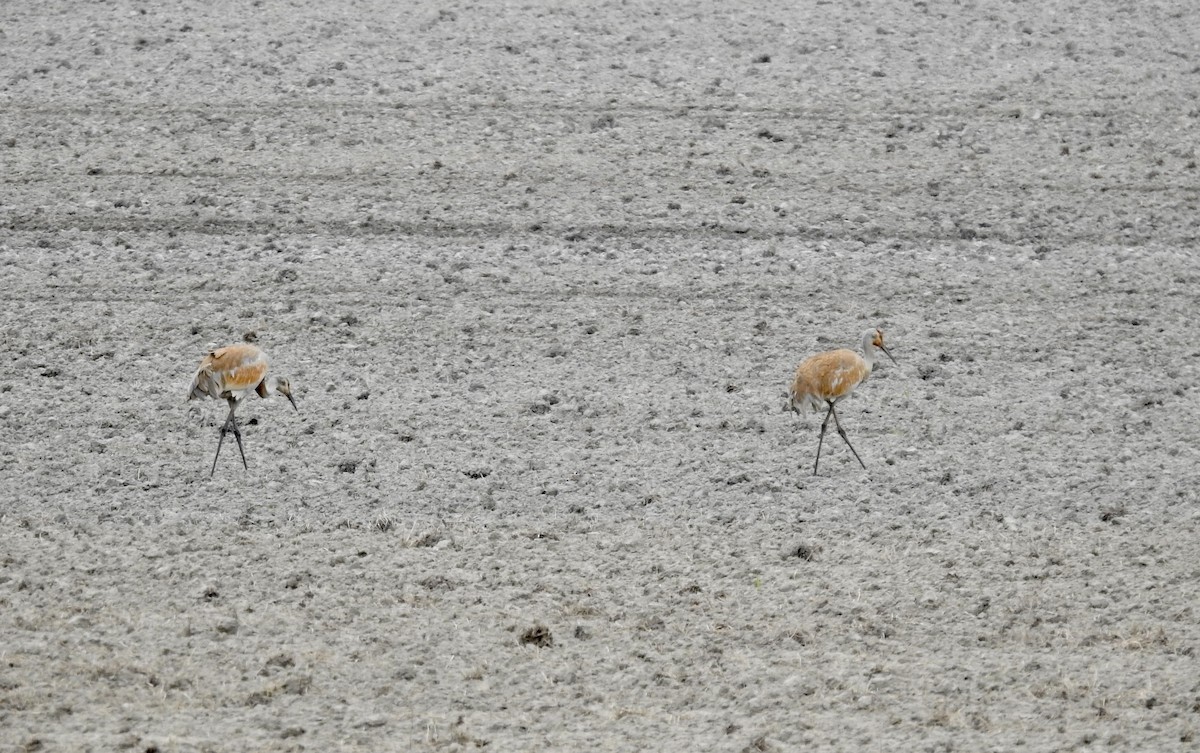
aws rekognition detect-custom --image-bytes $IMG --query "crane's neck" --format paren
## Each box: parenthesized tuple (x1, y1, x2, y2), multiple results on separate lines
(860, 329, 879, 370)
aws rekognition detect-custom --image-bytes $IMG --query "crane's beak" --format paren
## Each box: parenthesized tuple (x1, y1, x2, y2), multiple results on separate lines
(880, 345, 897, 365)
(278, 384, 298, 411)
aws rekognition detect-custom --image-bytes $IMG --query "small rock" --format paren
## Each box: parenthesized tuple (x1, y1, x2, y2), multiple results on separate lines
(781, 539, 821, 561)
(519, 624, 553, 648)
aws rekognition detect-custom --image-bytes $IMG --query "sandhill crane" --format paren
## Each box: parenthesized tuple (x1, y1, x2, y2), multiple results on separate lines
(790, 328, 895, 476)
(188, 343, 297, 476)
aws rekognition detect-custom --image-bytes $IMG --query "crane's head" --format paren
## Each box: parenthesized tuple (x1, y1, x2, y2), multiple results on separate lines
(274, 377, 298, 410)
(256, 375, 298, 409)
(870, 328, 897, 365)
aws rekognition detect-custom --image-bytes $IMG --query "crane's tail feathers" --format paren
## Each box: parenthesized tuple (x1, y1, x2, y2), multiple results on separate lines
(789, 392, 821, 415)
(188, 371, 218, 401)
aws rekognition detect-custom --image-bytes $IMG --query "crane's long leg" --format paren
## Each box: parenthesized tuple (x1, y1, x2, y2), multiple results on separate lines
(813, 402, 834, 476)
(830, 403, 866, 470)
(210, 398, 248, 476)
(210, 421, 227, 477)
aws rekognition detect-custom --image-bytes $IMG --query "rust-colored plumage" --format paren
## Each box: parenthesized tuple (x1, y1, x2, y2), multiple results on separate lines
(790, 328, 895, 475)
(188, 343, 297, 476)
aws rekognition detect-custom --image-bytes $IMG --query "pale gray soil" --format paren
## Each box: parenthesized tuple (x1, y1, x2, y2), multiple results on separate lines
(3, 1, 1200, 751)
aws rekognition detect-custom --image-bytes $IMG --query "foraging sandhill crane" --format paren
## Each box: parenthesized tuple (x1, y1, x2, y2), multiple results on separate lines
(790, 328, 896, 476)
(188, 343, 297, 476)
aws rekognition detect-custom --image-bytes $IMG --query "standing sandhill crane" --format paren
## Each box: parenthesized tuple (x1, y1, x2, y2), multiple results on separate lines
(790, 328, 896, 476)
(188, 343, 297, 476)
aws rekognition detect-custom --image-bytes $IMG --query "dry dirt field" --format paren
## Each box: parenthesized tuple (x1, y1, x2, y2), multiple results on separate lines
(3, 1, 1200, 751)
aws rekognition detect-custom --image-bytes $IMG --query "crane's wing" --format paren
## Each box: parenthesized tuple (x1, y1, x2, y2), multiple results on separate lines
(795, 349, 870, 401)
(188, 344, 268, 400)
